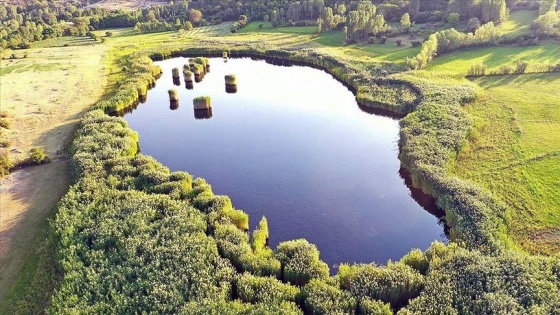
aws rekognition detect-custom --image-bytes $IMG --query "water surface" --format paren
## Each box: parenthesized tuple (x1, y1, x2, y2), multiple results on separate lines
(122, 57, 446, 270)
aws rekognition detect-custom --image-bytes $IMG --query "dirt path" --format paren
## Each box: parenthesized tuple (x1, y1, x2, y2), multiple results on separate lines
(0, 42, 108, 301)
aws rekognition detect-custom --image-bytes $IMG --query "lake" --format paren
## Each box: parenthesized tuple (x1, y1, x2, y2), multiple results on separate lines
(121, 57, 446, 271)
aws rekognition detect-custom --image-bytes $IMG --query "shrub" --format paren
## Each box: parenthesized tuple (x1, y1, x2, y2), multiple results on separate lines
(468, 63, 487, 76)
(410, 41, 421, 47)
(338, 262, 424, 309)
(193, 96, 212, 110)
(396, 39, 402, 46)
(515, 61, 528, 74)
(359, 297, 393, 315)
(302, 279, 357, 314)
(497, 64, 514, 75)
(447, 12, 460, 26)
(28, 147, 50, 164)
(276, 239, 329, 286)
(236, 273, 300, 304)
(0, 118, 11, 129)
(168, 88, 179, 101)
(184, 70, 193, 81)
(400, 249, 429, 275)
(0, 150, 12, 175)
(172, 67, 180, 77)
(225, 74, 237, 85)
(252, 216, 269, 253)
(105, 31, 113, 36)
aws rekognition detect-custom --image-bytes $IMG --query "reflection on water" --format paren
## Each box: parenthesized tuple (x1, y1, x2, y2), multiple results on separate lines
(399, 167, 450, 237)
(225, 85, 237, 94)
(172, 77, 180, 86)
(121, 57, 447, 270)
(185, 81, 194, 90)
(170, 100, 179, 110)
(194, 108, 213, 119)
(139, 95, 147, 104)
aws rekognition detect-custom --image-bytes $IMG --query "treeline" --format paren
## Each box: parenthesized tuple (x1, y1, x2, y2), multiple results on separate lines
(407, 21, 502, 69)
(3, 0, 534, 49)
(531, 7, 560, 37)
(0, 0, 93, 48)
(0, 0, 199, 48)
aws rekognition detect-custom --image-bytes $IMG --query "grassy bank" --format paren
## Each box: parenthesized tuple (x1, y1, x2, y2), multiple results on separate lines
(451, 73, 560, 254)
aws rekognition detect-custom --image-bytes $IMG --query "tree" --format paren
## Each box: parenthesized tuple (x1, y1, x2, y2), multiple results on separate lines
(263, 15, 269, 23)
(539, 0, 557, 15)
(270, 10, 278, 27)
(468, 17, 481, 32)
(184, 21, 193, 31)
(146, 10, 157, 22)
(448, 12, 460, 26)
(481, 0, 507, 24)
(342, 26, 348, 43)
(238, 15, 248, 27)
(400, 13, 411, 30)
(188, 9, 202, 24)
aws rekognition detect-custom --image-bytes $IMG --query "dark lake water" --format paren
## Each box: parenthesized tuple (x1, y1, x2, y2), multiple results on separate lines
(121, 57, 446, 271)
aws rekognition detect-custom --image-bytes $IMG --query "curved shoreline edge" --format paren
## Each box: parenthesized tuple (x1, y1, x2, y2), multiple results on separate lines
(47, 41, 560, 313)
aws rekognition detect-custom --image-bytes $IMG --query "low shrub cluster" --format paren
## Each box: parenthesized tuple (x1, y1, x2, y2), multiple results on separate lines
(468, 61, 560, 77)
(408, 22, 501, 69)
(356, 78, 422, 114)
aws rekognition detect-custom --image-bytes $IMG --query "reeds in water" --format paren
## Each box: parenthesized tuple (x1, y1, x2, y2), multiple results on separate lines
(193, 96, 211, 109)
(168, 89, 179, 101)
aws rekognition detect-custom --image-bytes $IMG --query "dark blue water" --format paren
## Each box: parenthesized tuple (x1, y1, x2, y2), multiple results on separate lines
(122, 57, 446, 270)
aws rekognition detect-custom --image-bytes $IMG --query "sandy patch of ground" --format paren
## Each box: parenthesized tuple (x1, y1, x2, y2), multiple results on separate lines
(0, 42, 108, 300)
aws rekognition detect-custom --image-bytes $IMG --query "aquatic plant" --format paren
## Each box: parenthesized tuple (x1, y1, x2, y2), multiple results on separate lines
(193, 96, 212, 109)
(225, 74, 237, 86)
(168, 89, 179, 101)
(183, 70, 193, 81)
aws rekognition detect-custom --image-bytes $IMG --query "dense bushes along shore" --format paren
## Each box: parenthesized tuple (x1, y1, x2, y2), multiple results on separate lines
(48, 44, 560, 314)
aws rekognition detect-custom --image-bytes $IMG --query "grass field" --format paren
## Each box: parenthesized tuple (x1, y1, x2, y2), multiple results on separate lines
(238, 21, 419, 62)
(500, 10, 539, 35)
(427, 42, 560, 76)
(425, 41, 560, 253)
(449, 72, 560, 254)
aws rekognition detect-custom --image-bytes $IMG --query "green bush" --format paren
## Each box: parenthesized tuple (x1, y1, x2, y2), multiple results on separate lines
(27, 147, 50, 165)
(0, 118, 11, 129)
(338, 262, 424, 309)
(252, 217, 269, 253)
(276, 239, 329, 286)
(359, 297, 393, 315)
(399, 249, 429, 275)
(0, 149, 12, 175)
(236, 273, 300, 304)
(403, 245, 560, 314)
(301, 279, 356, 315)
